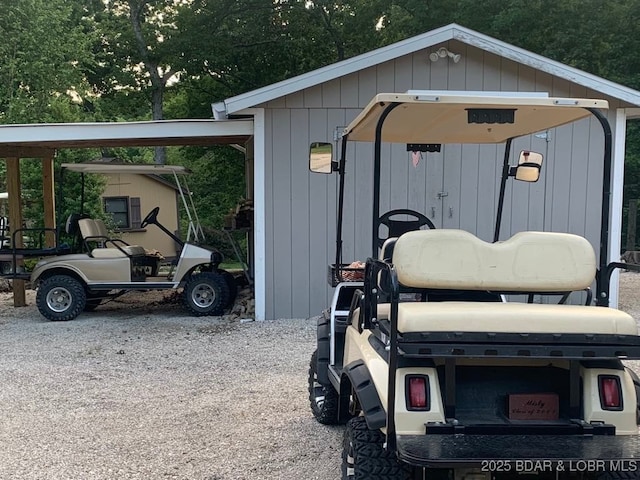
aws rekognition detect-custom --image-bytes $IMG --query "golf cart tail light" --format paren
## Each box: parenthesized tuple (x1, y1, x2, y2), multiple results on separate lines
(406, 376, 429, 410)
(599, 376, 622, 409)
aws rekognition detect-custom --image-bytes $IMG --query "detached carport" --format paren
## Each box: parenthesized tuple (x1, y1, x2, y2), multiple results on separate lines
(0, 118, 253, 307)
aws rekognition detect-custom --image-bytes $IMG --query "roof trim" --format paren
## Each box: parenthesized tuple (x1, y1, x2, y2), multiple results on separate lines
(0, 119, 253, 153)
(219, 24, 640, 115)
(61, 163, 191, 175)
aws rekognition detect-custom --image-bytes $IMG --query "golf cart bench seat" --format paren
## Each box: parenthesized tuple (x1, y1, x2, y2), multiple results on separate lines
(374, 302, 637, 335)
(380, 229, 637, 335)
(78, 219, 146, 257)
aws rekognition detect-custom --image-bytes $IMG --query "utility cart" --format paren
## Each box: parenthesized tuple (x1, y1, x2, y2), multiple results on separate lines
(307, 92, 640, 479)
(24, 163, 236, 321)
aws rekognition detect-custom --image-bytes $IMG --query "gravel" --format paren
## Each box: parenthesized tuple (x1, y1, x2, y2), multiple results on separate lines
(1, 275, 640, 480)
(0, 289, 341, 480)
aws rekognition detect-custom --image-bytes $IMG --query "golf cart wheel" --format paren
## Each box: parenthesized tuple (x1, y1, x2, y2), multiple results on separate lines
(183, 272, 229, 316)
(36, 275, 87, 321)
(218, 269, 238, 309)
(342, 416, 411, 480)
(308, 349, 342, 425)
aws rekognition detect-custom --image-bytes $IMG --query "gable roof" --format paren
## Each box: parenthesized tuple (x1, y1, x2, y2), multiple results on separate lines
(216, 23, 640, 116)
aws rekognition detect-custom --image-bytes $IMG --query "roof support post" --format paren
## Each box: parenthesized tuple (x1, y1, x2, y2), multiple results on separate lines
(42, 154, 56, 247)
(5, 157, 26, 307)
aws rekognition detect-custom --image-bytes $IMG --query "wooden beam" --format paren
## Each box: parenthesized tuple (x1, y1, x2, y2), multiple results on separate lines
(0, 146, 55, 158)
(5, 157, 26, 307)
(42, 156, 56, 247)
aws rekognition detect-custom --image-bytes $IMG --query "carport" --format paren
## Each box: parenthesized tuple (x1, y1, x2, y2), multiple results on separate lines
(0, 118, 253, 306)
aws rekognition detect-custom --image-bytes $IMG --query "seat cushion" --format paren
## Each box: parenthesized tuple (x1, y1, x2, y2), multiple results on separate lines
(387, 302, 638, 335)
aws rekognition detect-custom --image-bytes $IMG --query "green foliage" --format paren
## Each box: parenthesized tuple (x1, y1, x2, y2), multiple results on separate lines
(3, 0, 640, 252)
(0, 0, 94, 124)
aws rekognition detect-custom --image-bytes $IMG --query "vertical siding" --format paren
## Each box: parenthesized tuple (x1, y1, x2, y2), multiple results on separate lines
(290, 109, 311, 316)
(269, 109, 293, 318)
(263, 42, 617, 319)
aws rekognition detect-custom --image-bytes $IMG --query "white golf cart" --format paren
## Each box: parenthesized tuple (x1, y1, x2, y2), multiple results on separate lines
(308, 92, 640, 479)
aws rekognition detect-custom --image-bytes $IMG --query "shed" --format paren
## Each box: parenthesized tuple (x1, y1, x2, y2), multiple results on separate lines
(2, 24, 640, 320)
(213, 23, 640, 320)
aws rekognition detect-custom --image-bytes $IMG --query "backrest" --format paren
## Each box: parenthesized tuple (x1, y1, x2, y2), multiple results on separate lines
(77, 218, 100, 241)
(392, 229, 596, 292)
(93, 219, 110, 238)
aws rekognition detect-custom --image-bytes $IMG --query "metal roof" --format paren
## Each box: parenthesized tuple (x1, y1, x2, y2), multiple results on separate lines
(344, 93, 608, 143)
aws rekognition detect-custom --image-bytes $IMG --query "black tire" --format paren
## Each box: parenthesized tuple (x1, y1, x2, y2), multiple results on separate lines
(309, 349, 342, 425)
(183, 272, 229, 316)
(342, 416, 411, 480)
(36, 275, 87, 321)
(219, 270, 238, 309)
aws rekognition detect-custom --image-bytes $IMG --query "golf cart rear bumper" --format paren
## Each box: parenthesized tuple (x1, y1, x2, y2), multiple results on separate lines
(396, 434, 640, 468)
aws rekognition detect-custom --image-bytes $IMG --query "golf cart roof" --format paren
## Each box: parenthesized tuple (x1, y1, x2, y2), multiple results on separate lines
(61, 163, 191, 175)
(343, 92, 609, 144)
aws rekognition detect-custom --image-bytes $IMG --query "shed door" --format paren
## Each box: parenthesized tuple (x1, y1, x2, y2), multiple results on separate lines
(422, 134, 549, 242)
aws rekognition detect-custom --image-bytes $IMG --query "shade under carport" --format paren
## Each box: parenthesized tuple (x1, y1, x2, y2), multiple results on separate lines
(0, 118, 254, 307)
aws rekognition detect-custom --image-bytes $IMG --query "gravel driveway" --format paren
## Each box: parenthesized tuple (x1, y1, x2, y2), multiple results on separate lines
(1, 274, 640, 480)
(0, 290, 341, 480)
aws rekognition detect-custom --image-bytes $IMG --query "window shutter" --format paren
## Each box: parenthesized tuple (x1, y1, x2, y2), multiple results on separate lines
(130, 197, 141, 229)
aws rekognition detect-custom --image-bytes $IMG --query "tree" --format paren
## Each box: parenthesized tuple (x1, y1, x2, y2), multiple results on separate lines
(0, 0, 94, 124)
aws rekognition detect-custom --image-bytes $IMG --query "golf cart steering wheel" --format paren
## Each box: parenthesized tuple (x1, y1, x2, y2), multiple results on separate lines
(377, 209, 436, 248)
(140, 207, 160, 228)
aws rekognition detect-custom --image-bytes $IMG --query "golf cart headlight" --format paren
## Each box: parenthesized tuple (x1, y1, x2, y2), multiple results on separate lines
(210, 250, 223, 265)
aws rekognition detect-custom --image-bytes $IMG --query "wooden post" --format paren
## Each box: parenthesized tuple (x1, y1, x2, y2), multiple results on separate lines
(42, 155, 56, 247)
(627, 199, 637, 252)
(6, 157, 26, 307)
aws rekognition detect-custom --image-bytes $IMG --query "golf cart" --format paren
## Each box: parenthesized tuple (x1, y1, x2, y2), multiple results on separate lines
(29, 163, 235, 321)
(308, 92, 640, 479)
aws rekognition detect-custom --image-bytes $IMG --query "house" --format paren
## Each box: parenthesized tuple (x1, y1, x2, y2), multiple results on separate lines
(213, 23, 640, 320)
(2, 24, 640, 318)
(101, 169, 180, 259)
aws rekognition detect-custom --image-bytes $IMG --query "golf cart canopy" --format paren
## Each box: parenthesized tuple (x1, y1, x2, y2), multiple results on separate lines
(60, 163, 191, 175)
(343, 92, 609, 144)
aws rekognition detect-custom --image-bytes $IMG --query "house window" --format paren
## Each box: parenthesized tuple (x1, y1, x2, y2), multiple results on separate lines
(103, 197, 141, 230)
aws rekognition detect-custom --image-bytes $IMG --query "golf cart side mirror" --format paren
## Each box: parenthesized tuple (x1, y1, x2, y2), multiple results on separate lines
(510, 151, 543, 182)
(309, 142, 334, 174)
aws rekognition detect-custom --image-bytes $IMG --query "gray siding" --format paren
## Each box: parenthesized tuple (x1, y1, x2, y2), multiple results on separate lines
(262, 40, 622, 319)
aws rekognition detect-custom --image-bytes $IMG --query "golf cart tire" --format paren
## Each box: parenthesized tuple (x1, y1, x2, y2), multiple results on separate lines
(342, 416, 411, 480)
(309, 349, 342, 425)
(316, 314, 331, 385)
(219, 269, 238, 309)
(183, 272, 230, 316)
(36, 274, 87, 321)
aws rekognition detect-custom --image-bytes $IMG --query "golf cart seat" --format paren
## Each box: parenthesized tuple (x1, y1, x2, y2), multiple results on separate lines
(378, 229, 637, 335)
(78, 218, 146, 257)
